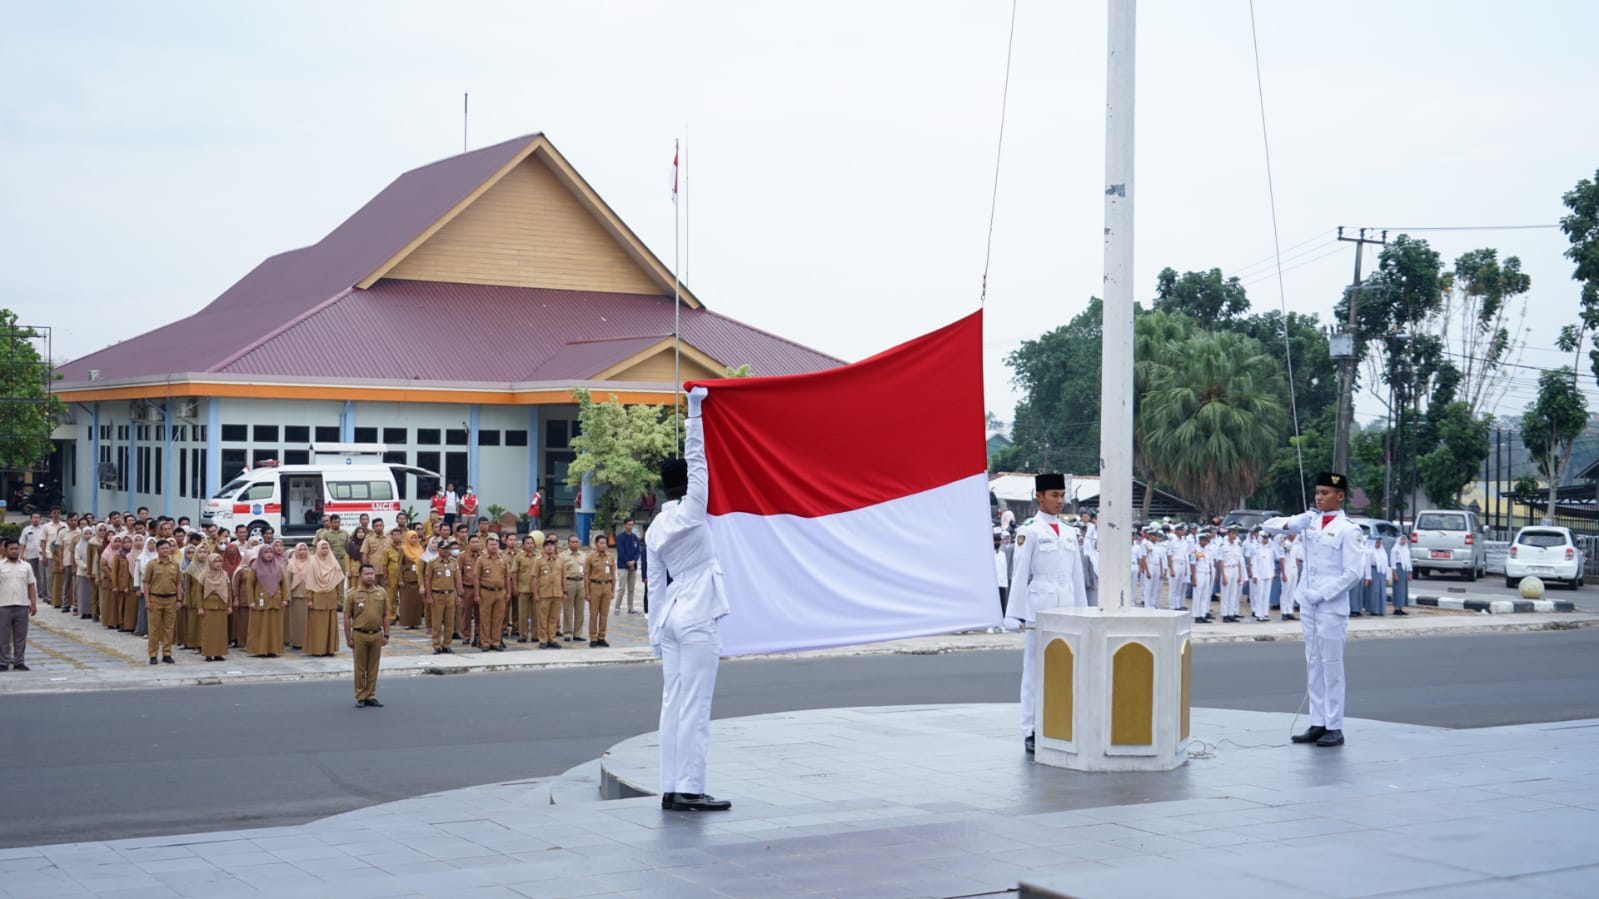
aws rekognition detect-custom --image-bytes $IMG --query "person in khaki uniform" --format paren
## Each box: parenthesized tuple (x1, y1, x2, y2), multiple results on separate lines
(240, 545, 290, 657)
(558, 535, 588, 642)
(474, 538, 510, 651)
(397, 532, 424, 629)
(98, 537, 121, 630)
(142, 540, 182, 664)
(584, 535, 616, 648)
(344, 564, 390, 707)
(457, 536, 482, 647)
(513, 530, 545, 642)
(194, 553, 233, 661)
(109, 537, 133, 631)
(377, 529, 405, 624)
(302, 540, 345, 656)
(316, 515, 350, 566)
(501, 534, 522, 639)
(85, 526, 104, 620)
(533, 540, 565, 649)
(423, 540, 462, 654)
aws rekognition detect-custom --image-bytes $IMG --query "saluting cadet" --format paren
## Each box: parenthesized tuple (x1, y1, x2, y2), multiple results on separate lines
(1191, 529, 1216, 622)
(1005, 473, 1088, 755)
(1217, 526, 1246, 623)
(1264, 472, 1366, 747)
(344, 563, 390, 707)
(1279, 532, 1302, 621)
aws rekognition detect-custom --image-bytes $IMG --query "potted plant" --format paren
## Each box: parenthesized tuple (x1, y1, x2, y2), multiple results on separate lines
(484, 504, 507, 533)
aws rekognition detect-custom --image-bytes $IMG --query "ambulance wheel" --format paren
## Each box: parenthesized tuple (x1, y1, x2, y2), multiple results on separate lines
(248, 520, 271, 539)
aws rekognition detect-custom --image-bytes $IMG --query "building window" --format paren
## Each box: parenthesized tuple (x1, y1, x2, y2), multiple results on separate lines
(172, 425, 185, 442)
(546, 420, 571, 449)
(416, 452, 440, 489)
(505, 429, 529, 447)
(285, 425, 310, 443)
(153, 448, 162, 495)
(138, 425, 151, 442)
(99, 424, 110, 441)
(315, 426, 340, 442)
(283, 450, 309, 466)
(417, 428, 441, 445)
(155, 426, 165, 442)
(383, 451, 408, 498)
(477, 430, 501, 447)
(252, 450, 278, 468)
(137, 446, 151, 493)
(446, 429, 468, 446)
(354, 426, 378, 444)
(446, 452, 468, 489)
(190, 449, 204, 498)
(221, 424, 247, 442)
(195, 425, 207, 443)
(383, 428, 407, 445)
(179, 449, 188, 498)
(221, 449, 247, 480)
(253, 425, 279, 442)
(116, 446, 128, 491)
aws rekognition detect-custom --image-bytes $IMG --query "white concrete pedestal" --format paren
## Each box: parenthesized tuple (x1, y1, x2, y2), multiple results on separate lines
(1033, 608, 1191, 772)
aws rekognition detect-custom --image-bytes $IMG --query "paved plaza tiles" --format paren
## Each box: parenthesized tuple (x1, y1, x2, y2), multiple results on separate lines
(4, 703, 1598, 897)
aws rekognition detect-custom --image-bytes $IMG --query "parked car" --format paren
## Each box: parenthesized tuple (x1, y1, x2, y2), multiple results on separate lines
(1505, 526, 1586, 590)
(1349, 516, 1401, 547)
(1409, 509, 1487, 581)
(1221, 509, 1283, 531)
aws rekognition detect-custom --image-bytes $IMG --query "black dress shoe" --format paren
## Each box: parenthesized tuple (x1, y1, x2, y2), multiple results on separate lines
(364, 698, 384, 708)
(1350, 610, 1364, 617)
(1025, 733, 1035, 754)
(669, 793, 731, 811)
(11, 663, 28, 671)
(1393, 608, 1408, 616)
(1282, 613, 1297, 621)
(517, 637, 528, 643)
(597, 639, 610, 648)
(547, 641, 561, 649)
(589, 640, 600, 648)
(1291, 725, 1328, 744)
(150, 657, 159, 665)
(355, 700, 367, 708)
(660, 792, 678, 809)
(161, 656, 175, 664)
(1316, 729, 1344, 747)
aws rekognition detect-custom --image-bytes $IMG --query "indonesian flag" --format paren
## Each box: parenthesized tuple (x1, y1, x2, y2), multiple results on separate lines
(671, 141, 679, 204)
(687, 309, 995, 656)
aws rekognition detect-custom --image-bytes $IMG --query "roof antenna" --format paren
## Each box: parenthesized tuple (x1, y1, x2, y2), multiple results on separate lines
(462, 93, 469, 152)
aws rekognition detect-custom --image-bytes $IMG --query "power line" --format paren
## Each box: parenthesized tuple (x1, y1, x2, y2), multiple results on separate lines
(1225, 230, 1336, 278)
(1374, 224, 1561, 233)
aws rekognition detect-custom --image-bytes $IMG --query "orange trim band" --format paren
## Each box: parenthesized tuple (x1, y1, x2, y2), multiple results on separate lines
(56, 383, 679, 406)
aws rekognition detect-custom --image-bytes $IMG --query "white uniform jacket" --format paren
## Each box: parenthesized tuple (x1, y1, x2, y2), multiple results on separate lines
(645, 416, 730, 649)
(1262, 510, 1365, 609)
(1006, 513, 1087, 622)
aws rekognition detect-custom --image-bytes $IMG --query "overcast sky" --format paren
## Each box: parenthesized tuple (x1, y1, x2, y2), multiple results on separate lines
(4, 1, 1596, 429)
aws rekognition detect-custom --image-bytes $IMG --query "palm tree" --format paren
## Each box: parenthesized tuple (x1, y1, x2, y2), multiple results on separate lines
(1140, 331, 1287, 517)
(1132, 312, 1195, 518)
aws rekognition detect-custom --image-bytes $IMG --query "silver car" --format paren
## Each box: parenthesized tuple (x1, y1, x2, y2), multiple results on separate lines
(1410, 509, 1487, 581)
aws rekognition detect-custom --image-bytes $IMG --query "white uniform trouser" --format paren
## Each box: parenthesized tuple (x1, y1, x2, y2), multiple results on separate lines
(658, 608, 721, 794)
(1020, 627, 1040, 737)
(1220, 567, 1243, 617)
(1139, 571, 1162, 609)
(1168, 572, 1189, 611)
(1301, 598, 1348, 729)
(1191, 571, 1214, 619)
(1281, 571, 1299, 616)
(1249, 574, 1273, 619)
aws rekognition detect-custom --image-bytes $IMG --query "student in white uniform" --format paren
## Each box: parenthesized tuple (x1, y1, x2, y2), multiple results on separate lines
(1167, 524, 1191, 612)
(1217, 527, 1246, 622)
(647, 387, 732, 812)
(1139, 528, 1167, 609)
(1248, 528, 1276, 621)
(1263, 471, 1366, 748)
(1389, 533, 1412, 615)
(1278, 532, 1302, 621)
(1190, 529, 1216, 622)
(1361, 534, 1391, 616)
(1006, 473, 1087, 755)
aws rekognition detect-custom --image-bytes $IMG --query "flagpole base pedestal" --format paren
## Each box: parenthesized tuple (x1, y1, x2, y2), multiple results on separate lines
(1033, 608, 1191, 772)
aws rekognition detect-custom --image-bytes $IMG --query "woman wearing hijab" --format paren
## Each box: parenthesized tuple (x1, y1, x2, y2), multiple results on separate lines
(242, 544, 289, 657)
(346, 527, 369, 590)
(222, 540, 247, 648)
(133, 537, 157, 637)
(304, 540, 345, 656)
(399, 531, 425, 628)
(99, 539, 122, 630)
(177, 544, 199, 651)
(114, 536, 137, 632)
(286, 543, 312, 650)
(195, 553, 233, 661)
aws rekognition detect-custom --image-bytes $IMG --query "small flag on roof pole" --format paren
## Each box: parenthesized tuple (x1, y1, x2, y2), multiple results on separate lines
(671, 141, 679, 205)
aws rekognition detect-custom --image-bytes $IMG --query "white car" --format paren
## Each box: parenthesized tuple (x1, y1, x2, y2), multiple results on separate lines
(1505, 526, 1586, 590)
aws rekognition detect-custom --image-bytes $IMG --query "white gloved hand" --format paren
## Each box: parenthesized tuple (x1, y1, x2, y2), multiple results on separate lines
(1002, 617, 1022, 633)
(686, 386, 708, 418)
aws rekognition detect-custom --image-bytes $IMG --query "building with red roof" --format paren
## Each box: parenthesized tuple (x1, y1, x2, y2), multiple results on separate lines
(53, 133, 840, 522)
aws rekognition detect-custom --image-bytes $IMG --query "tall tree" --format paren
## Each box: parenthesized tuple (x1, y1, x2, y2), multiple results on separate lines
(1443, 249, 1532, 418)
(0, 309, 63, 472)
(1133, 311, 1197, 517)
(1139, 330, 1287, 517)
(1559, 169, 1599, 387)
(1006, 299, 1102, 474)
(1152, 267, 1250, 328)
(1416, 401, 1492, 508)
(1520, 368, 1589, 496)
(565, 388, 678, 529)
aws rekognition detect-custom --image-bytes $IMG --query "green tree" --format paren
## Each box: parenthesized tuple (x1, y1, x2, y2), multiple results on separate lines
(1006, 298, 1102, 474)
(1133, 311, 1197, 516)
(1152, 267, 1250, 328)
(1139, 330, 1287, 517)
(1520, 368, 1589, 492)
(1447, 249, 1531, 417)
(565, 388, 678, 530)
(1560, 169, 1599, 386)
(1416, 402, 1492, 508)
(988, 443, 1021, 474)
(0, 309, 63, 471)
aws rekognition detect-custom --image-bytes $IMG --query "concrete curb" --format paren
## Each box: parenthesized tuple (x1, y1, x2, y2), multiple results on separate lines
(1416, 595, 1576, 614)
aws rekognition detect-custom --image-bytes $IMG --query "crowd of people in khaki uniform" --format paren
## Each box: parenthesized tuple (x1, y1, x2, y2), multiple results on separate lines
(15, 505, 645, 707)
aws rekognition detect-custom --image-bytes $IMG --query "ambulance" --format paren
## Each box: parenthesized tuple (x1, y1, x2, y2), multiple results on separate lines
(202, 443, 438, 538)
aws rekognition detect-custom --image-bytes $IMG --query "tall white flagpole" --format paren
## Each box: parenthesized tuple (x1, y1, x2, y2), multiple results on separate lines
(673, 138, 682, 449)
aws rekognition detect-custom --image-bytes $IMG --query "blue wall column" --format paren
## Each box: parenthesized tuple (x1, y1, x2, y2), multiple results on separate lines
(205, 398, 221, 498)
(90, 403, 101, 517)
(576, 471, 595, 544)
(161, 401, 174, 518)
(526, 407, 542, 529)
(340, 401, 355, 442)
(467, 404, 481, 491)
(127, 406, 139, 513)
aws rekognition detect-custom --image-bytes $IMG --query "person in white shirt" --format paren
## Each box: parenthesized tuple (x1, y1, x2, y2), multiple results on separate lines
(1190, 530, 1216, 622)
(1138, 529, 1166, 609)
(1248, 529, 1277, 622)
(993, 532, 1010, 623)
(1217, 527, 1246, 623)
(1167, 523, 1192, 611)
(442, 483, 461, 529)
(19, 513, 44, 588)
(1279, 532, 1302, 621)
(1389, 533, 1412, 616)
(647, 387, 732, 812)
(1007, 473, 1088, 754)
(0, 538, 39, 671)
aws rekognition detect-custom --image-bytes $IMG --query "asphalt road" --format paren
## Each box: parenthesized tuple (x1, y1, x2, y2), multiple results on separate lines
(5, 629, 1598, 849)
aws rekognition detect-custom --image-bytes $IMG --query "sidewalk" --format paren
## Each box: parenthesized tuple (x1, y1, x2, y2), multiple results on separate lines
(5, 704, 1597, 897)
(5, 599, 1594, 695)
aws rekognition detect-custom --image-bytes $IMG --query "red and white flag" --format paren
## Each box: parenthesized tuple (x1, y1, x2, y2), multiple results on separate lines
(670, 141, 679, 204)
(688, 310, 995, 656)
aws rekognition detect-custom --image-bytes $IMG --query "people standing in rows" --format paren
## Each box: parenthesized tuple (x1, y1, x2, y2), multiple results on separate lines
(195, 553, 232, 662)
(20, 513, 44, 593)
(457, 534, 483, 646)
(344, 526, 369, 589)
(303, 540, 344, 657)
(242, 544, 289, 657)
(112, 536, 135, 631)
(1358, 533, 1391, 617)
(993, 532, 1009, 623)
(222, 540, 247, 648)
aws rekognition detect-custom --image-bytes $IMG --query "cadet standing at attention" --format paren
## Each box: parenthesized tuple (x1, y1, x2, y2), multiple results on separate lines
(344, 563, 390, 708)
(1004, 473, 1087, 755)
(142, 540, 182, 665)
(1263, 472, 1366, 747)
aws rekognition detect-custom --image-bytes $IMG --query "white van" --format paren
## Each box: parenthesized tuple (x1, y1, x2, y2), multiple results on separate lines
(202, 444, 438, 538)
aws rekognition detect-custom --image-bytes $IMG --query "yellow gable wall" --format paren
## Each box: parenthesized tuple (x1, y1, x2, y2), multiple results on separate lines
(609, 350, 722, 384)
(386, 152, 661, 294)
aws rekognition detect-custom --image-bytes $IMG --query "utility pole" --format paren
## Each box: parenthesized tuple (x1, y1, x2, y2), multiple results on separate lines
(1330, 226, 1388, 477)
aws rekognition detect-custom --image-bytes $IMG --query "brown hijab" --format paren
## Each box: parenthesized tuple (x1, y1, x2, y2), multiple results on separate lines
(308, 540, 344, 592)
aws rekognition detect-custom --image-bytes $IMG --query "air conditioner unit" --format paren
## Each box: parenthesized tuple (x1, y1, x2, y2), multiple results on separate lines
(129, 404, 148, 422)
(97, 462, 120, 484)
(177, 400, 199, 419)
